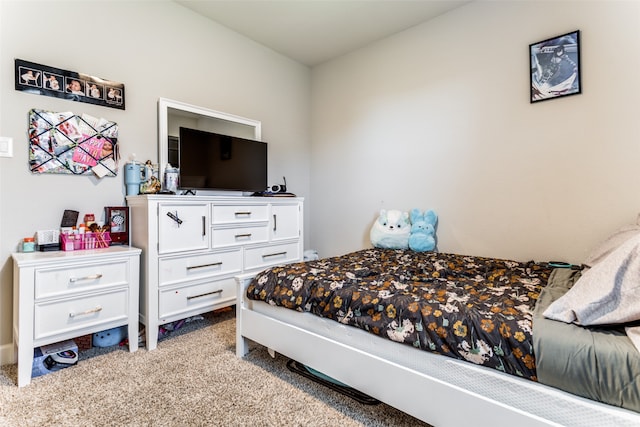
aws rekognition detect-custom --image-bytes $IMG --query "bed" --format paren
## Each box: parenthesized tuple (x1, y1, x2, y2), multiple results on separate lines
(235, 247, 640, 426)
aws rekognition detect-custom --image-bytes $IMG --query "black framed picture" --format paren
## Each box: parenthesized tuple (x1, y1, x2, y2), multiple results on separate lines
(105, 206, 129, 245)
(530, 30, 581, 103)
(15, 59, 125, 109)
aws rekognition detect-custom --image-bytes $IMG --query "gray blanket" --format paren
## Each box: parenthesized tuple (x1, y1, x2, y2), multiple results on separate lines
(533, 269, 640, 412)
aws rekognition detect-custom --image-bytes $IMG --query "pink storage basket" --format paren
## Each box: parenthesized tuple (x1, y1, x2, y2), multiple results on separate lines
(60, 232, 111, 251)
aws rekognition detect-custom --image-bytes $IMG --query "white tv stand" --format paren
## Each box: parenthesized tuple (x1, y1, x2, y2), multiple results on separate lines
(127, 194, 303, 350)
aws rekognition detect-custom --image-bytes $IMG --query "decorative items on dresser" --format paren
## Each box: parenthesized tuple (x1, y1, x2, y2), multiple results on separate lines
(127, 195, 304, 350)
(12, 246, 141, 387)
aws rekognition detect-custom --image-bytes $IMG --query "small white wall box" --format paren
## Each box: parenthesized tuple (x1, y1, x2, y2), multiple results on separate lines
(32, 339, 78, 378)
(0, 136, 13, 157)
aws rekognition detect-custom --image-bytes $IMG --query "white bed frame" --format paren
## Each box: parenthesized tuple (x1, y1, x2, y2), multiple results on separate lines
(236, 275, 640, 427)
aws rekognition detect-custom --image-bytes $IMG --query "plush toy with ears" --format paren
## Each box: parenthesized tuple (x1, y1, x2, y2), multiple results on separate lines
(370, 209, 410, 249)
(408, 209, 437, 252)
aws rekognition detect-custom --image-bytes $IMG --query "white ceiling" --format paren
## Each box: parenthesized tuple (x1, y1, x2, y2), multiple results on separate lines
(175, 1, 471, 66)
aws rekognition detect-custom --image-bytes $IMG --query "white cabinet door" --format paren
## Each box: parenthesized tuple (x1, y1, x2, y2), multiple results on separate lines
(270, 204, 300, 241)
(159, 203, 209, 254)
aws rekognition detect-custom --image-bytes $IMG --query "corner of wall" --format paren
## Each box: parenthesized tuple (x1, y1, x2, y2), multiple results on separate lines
(0, 342, 15, 367)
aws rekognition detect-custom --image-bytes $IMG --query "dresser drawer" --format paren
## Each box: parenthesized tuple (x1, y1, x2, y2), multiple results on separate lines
(244, 242, 301, 271)
(211, 225, 269, 248)
(159, 278, 235, 320)
(34, 260, 130, 300)
(158, 250, 241, 287)
(34, 288, 129, 341)
(212, 205, 268, 224)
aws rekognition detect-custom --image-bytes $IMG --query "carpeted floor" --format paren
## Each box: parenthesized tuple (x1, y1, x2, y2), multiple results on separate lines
(0, 308, 430, 426)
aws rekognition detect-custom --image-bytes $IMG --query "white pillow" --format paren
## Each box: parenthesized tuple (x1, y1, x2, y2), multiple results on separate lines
(583, 214, 640, 268)
(544, 233, 640, 326)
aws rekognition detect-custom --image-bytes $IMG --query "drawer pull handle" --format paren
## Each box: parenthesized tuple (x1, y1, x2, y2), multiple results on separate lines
(235, 233, 252, 239)
(69, 305, 103, 318)
(273, 214, 277, 232)
(187, 289, 223, 300)
(187, 262, 222, 270)
(263, 251, 287, 258)
(69, 273, 103, 283)
(235, 211, 252, 216)
(167, 211, 183, 226)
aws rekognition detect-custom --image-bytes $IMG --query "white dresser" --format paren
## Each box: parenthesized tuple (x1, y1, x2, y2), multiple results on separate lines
(127, 195, 303, 350)
(12, 246, 141, 387)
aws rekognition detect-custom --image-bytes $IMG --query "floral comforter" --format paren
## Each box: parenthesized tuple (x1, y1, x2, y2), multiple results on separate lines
(246, 248, 552, 380)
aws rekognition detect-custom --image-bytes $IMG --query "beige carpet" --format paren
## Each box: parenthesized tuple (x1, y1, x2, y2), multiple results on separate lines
(0, 308, 429, 426)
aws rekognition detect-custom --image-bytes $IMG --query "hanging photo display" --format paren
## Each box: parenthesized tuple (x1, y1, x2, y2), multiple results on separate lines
(15, 59, 125, 110)
(28, 109, 119, 177)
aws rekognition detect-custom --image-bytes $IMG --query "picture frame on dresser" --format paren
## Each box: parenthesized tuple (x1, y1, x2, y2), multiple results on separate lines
(105, 206, 129, 245)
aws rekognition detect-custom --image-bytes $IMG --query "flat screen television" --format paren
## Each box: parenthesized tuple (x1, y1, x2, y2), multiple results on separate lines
(178, 127, 267, 193)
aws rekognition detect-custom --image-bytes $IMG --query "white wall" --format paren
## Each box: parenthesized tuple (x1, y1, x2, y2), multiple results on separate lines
(310, 0, 640, 262)
(2, 0, 639, 364)
(0, 1, 310, 360)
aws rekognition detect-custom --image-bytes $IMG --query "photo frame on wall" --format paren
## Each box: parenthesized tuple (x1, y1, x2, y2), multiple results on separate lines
(15, 59, 125, 109)
(530, 30, 581, 103)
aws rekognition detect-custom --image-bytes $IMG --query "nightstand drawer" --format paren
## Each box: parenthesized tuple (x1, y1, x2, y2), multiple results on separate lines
(34, 288, 129, 341)
(211, 225, 268, 248)
(159, 278, 235, 319)
(35, 260, 130, 300)
(212, 205, 268, 224)
(159, 250, 241, 287)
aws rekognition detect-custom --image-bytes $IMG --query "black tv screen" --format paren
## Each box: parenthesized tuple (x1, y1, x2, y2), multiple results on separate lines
(178, 127, 267, 192)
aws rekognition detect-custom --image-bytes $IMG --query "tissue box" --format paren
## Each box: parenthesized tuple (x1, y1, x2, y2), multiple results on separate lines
(32, 339, 78, 378)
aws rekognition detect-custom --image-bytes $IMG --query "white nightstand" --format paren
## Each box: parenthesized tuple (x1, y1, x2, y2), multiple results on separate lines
(12, 246, 141, 387)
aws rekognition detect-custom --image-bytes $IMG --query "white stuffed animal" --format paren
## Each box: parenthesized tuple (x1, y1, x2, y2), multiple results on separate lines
(370, 209, 410, 249)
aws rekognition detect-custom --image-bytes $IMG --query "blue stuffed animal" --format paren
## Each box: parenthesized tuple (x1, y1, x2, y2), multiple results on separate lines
(408, 209, 437, 252)
(370, 209, 410, 249)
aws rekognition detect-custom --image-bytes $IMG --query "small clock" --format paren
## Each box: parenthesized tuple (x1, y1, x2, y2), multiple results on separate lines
(105, 206, 129, 245)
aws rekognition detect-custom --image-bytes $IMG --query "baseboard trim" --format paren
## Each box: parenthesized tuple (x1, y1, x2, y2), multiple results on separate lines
(0, 342, 15, 366)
